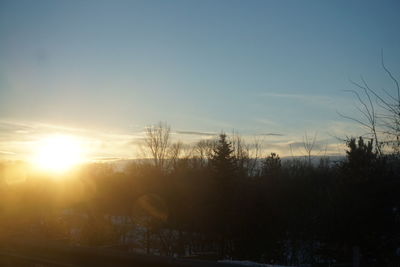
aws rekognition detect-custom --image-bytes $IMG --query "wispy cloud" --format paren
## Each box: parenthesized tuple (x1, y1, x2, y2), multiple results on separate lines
(252, 118, 280, 127)
(91, 157, 123, 161)
(258, 133, 284, 136)
(0, 119, 349, 161)
(260, 92, 332, 101)
(0, 150, 16, 155)
(0, 119, 144, 161)
(175, 130, 217, 136)
(258, 92, 336, 108)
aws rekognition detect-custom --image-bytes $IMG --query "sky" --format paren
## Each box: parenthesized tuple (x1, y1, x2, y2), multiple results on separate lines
(1, 0, 400, 161)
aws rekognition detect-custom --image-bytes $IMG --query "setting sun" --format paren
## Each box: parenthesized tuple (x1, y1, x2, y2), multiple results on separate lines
(33, 135, 85, 172)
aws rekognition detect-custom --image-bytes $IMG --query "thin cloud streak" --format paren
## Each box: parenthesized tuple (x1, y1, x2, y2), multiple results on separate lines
(259, 92, 332, 101)
(0, 119, 144, 161)
(258, 133, 284, 136)
(0, 150, 16, 155)
(0, 119, 350, 161)
(175, 130, 217, 136)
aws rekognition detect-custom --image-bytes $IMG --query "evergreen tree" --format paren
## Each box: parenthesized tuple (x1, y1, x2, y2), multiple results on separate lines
(343, 137, 383, 181)
(210, 133, 237, 182)
(209, 133, 238, 258)
(346, 137, 376, 168)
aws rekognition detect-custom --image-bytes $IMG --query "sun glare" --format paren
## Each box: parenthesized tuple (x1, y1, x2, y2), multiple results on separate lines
(33, 135, 85, 173)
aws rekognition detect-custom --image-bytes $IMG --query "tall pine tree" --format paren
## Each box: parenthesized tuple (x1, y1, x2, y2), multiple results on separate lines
(209, 133, 238, 258)
(210, 133, 237, 183)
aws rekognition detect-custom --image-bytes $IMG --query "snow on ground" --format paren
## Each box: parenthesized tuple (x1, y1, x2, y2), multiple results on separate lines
(218, 260, 293, 267)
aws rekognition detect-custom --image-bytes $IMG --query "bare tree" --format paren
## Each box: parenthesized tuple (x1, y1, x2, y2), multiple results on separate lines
(167, 141, 193, 170)
(338, 78, 382, 155)
(339, 51, 400, 154)
(302, 131, 318, 166)
(193, 139, 216, 167)
(248, 137, 263, 176)
(143, 122, 171, 169)
(230, 131, 263, 177)
(378, 50, 400, 152)
(231, 131, 249, 171)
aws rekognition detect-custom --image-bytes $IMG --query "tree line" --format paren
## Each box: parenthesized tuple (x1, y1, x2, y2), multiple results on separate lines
(1, 121, 399, 266)
(1, 60, 400, 266)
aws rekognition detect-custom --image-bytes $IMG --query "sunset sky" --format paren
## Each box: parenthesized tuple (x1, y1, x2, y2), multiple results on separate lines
(1, 0, 400, 161)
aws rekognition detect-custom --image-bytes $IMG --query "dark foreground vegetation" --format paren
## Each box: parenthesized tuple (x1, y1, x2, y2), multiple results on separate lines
(0, 127, 399, 266)
(1, 65, 400, 266)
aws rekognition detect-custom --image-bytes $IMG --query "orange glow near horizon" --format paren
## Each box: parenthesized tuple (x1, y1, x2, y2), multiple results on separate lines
(32, 135, 85, 173)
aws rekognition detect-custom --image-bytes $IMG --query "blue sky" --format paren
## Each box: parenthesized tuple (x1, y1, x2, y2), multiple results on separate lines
(1, 0, 400, 159)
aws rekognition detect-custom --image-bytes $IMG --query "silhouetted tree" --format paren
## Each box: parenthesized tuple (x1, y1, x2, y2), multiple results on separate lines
(343, 136, 381, 181)
(3, 121, 399, 265)
(143, 122, 171, 170)
(339, 51, 400, 155)
(302, 132, 318, 166)
(210, 133, 237, 183)
(261, 152, 281, 178)
(209, 133, 238, 258)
